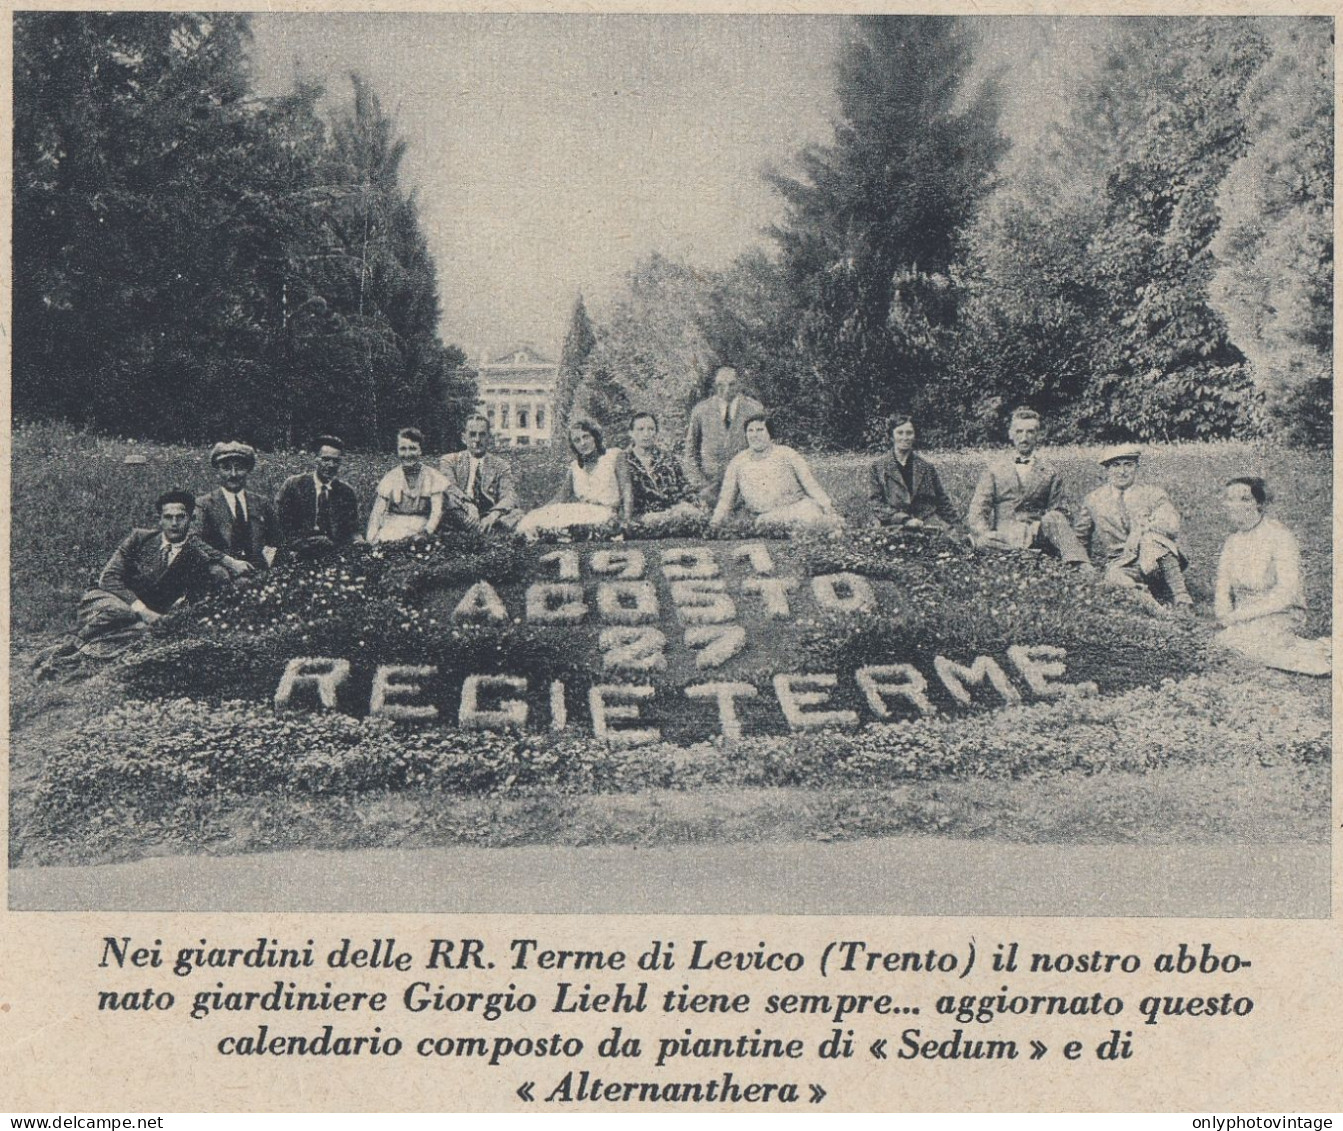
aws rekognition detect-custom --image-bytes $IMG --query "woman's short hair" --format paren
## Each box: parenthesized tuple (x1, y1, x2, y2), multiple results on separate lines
(397, 427, 424, 447)
(568, 418, 606, 458)
(630, 411, 659, 432)
(741, 412, 774, 438)
(886, 414, 916, 435)
(1226, 476, 1268, 506)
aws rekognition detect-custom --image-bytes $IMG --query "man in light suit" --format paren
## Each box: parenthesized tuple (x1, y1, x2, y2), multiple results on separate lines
(195, 441, 281, 572)
(439, 414, 521, 532)
(275, 434, 362, 558)
(1078, 444, 1192, 606)
(683, 365, 765, 506)
(967, 407, 1093, 570)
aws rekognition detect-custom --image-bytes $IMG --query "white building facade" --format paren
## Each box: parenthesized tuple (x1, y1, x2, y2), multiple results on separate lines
(474, 346, 557, 449)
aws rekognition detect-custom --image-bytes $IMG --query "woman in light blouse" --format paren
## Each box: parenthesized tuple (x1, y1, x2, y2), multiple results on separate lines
(516, 419, 634, 539)
(1213, 476, 1329, 675)
(366, 427, 450, 543)
(710, 414, 840, 533)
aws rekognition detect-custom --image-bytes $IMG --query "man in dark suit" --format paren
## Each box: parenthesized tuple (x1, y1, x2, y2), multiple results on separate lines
(866, 413, 959, 532)
(438, 415, 521, 531)
(195, 441, 281, 572)
(683, 365, 766, 506)
(275, 434, 362, 558)
(967, 407, 1093, 570)
(35, 491, 228, 677)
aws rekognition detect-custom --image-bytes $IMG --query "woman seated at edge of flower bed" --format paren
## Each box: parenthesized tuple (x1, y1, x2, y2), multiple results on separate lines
(625, 410, 705, 528)
(366, 426, 450, 544)
(1213, 475, 1330, 676)
(863, 412, 960, 534)
(709, 413, 841, 534)
(516, 418, 634, 539)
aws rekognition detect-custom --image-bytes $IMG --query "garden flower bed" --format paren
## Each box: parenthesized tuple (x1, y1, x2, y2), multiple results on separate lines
(12, 523, 1329, 865)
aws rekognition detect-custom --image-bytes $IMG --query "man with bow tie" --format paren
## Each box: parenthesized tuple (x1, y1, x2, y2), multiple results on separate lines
(276, 434, 363, 558)
(683, 365, 766, 506)
(195, 441, 281, 572)
(438, 414, 521, 532)
(967, 407, 1093, 571)
(34, 490, 229, 677)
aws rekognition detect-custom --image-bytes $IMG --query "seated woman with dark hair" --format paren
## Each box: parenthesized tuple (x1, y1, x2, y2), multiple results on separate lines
(710, 413, 840, 533)
(516, 419, 634, 539)
(866, 414, 958, 531)
(1213, 476, 1330, 675)
(366, 426, 450, 543)
(625, 412, 704, 527)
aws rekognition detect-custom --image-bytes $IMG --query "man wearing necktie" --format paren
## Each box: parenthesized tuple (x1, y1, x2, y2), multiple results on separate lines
(683, 365, 766, 506)
(34, 490, 229, 677)
(276, 435, 363, 558)
(967, 407, 1093, 570)
(195, 441, 281, 572)
(439, 415, 521, 532)
(1077, 444, 1192, 606)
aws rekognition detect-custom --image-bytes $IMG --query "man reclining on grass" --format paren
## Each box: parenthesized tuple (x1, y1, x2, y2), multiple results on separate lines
(33, 490, 233, 679)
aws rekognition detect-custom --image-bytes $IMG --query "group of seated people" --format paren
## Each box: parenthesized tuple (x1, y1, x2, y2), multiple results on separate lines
(35, 374, 1330, 680)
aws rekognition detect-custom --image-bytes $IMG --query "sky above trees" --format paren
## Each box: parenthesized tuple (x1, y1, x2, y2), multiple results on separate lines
(249, 13, 846, 361)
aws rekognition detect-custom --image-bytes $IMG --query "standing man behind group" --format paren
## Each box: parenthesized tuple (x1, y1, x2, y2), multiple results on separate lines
(276, 434, 362, 559)
(684, 365, 765, 506)
(195, 441, 281, 573)
(439, 414, 521, 532)
(967, 407, 1092, 571)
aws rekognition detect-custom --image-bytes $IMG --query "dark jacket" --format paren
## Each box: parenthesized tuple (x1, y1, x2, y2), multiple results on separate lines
(97, 530, 221, 613)
(195, 487, 281, 567)
(275, 473, 361, 547)
(867, 452, 958, 528)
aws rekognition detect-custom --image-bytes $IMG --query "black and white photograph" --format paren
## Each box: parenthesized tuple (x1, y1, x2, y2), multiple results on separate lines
(7, 10, 1333, 928)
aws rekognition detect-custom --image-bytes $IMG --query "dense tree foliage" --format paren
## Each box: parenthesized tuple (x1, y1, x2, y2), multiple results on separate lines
(1210, 18, 1334, 446)
(13, 12, 473, 450)
(582, 254, 715, 440)
(17, 14, 1330, 454)
(946, 19, 1275, 443)
(766, 15, 1005, 447)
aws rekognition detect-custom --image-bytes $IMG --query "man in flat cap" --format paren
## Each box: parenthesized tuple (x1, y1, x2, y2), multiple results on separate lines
(276, 434, 362, 558)
(195, 441, 281, 572)
(34, 490, 230, 677)
(967, 407, 1093, 570)
(1077, 444, 1192, 607)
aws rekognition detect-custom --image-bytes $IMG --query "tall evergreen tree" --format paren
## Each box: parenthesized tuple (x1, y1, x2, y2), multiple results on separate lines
(767, 15, 1004, 447)
(554, 294, 596, 434)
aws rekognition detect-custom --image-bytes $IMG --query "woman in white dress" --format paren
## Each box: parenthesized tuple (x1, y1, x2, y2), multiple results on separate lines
(709, 414, 841, 533)
(1213, 476, 1330, 676)
(516, 419, 634, 539)
(366, 427, 450, 543)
